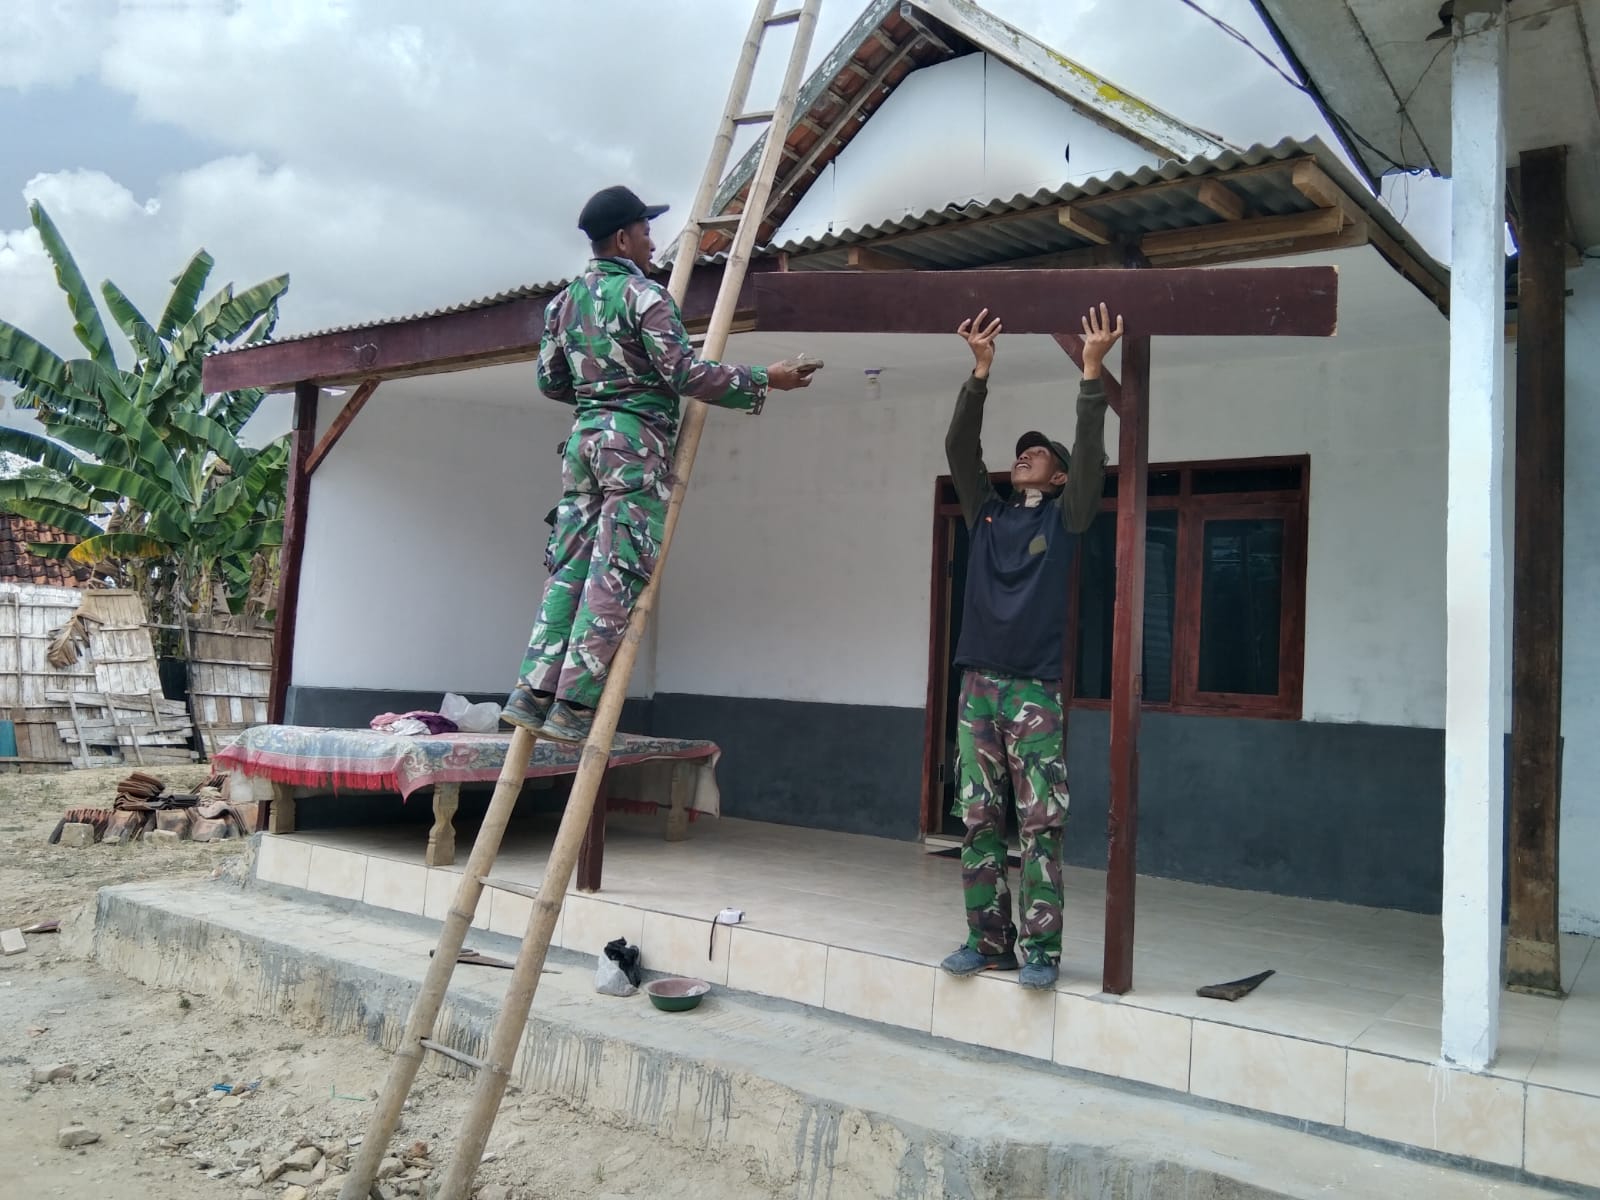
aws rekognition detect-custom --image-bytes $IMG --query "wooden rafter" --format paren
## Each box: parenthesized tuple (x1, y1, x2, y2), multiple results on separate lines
(305, 378, 380, 477)
(1140, 207, 1344, 258)
(765, 42, 919, 219)
(845, 246, 907, 271)
(1197, 179, 1245, 222)
(1058, 206, 1112, 245)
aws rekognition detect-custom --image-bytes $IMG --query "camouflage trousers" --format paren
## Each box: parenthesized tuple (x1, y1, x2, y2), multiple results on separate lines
(519, 414, 673, 708)
(953, 669, 1069, 963)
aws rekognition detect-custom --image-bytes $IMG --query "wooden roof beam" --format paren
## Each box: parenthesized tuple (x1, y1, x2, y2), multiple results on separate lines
(1196, 179, 1245, 222)
(1058, 205, 1112, 244)
(753, 266, 1339, 336)
(1139, 207, 1343, 258)
(1293, 158, 1448, 312)
(846, 246, 909, 270)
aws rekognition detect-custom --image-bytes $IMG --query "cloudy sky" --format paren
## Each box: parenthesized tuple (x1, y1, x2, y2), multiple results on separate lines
(0, 0, 1449, 365)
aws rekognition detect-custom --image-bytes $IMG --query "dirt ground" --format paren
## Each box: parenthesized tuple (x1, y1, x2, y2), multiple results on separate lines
(0, 767, 787, 1200)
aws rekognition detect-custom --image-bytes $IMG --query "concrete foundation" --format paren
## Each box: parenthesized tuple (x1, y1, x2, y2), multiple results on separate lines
(87, 861, 1576, 1199)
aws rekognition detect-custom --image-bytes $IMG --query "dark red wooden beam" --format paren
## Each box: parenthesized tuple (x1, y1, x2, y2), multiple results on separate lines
(1051, 333, 1124, 415)
(1103, 334, 1150, 996)
(201, 262, 756, 394)
(269, 382, 318, 724)
(305, 378, 380, 477)
(1507, 146, 1567, 997)
(754, 267, 1339, 337)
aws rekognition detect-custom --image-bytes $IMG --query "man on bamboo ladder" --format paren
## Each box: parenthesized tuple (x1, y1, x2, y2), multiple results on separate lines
(503, 185, 820, 743)
(939, 302, 1120, 990)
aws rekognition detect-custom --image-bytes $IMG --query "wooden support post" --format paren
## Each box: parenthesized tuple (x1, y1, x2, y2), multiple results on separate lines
(576, 772, 608, 892)
(427, 783, 460, 868)
(267, 781, 297, 835)
(1103, 335, 1150, 996)
(269, 382, 318, 726)
(1507, 145, 1567, 997)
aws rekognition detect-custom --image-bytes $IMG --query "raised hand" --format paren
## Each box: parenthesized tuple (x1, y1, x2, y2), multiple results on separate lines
(957, 308, 1003, 379)
(1080, 302, 1124, 380)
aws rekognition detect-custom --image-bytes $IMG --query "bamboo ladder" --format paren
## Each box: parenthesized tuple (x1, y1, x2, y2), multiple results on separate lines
(339, 3, 823, 1197)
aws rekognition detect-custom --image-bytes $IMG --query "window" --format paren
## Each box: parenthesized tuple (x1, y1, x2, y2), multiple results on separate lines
(1072, 458, 1307, 719)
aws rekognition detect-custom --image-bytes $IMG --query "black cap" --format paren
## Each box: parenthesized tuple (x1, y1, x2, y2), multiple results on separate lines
(1015, 430, 1070, 474)
(578, 186, 669, 242)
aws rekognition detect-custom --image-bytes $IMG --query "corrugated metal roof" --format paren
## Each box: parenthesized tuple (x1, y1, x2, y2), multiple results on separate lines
(213, 137, 1443, 356)
(768, 137, 1442, 282)
(242, 280, 570, 349)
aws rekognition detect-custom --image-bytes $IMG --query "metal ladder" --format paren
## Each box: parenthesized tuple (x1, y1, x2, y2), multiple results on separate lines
(338, 3, 822, 1196)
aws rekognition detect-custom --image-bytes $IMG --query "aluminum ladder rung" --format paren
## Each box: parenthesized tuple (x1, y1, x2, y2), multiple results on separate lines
(420, 1038, 485, 1071)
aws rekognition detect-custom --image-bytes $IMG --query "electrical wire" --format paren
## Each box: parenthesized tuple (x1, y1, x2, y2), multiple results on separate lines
(1172, 0, 1435, 177)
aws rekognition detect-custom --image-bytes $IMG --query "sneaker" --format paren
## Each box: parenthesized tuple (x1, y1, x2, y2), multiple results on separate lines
(501, 684, 550, 732)
(538, 700, 594, 744)
(940, 945, 1020, 977)
(1018, 957, 1059, 990)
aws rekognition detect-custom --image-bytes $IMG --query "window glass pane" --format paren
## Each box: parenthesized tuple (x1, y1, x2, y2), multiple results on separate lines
(1074, 511, 1178, 702)
(1191, 465, 1302, 494)
(1197, 518, 1284, 695)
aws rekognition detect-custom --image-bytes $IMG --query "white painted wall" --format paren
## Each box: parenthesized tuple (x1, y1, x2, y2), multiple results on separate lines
(1559, 262, 1600, 935)
(658, 247, 1457, 728)
(774, 53, 1161, 247)
(290, 370, 665, 698)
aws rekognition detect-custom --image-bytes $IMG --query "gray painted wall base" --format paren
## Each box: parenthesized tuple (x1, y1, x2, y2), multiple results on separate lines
(285, 685, 1451, 913)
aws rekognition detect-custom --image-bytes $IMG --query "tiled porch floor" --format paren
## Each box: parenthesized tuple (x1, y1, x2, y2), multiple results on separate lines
(258, 814, 1600, 1189)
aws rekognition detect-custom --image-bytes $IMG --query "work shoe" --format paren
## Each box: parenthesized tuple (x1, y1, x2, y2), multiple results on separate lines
(538, 700, 594, 744)
(940, 945, 1020, 977)
(500, 684, 550, 732)
(1018, 957, 1059, 990)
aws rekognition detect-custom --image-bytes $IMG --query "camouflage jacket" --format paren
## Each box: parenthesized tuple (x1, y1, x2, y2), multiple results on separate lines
(535, 257, 768, 430)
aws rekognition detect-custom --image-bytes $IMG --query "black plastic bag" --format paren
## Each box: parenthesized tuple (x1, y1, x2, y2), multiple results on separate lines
(604, 937, 643, 986)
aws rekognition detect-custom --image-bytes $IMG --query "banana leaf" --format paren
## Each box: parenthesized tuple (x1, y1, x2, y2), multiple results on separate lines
(0, 475, 95, 508)
(212, 519, 282, 556)
(24, 541, 75, 560)
(0, 426, 81, 475)
(157, 249, 215, 339)
(167, 408, 245, 467)
(100, 280, 163, 363)
(30, 202, 114, 368)
(4, 499, 102, 539)
(73, 462, 185, 520)
(0, 318, 76, 405)
(67, 531, 170, 564)
(98, 389, 190, 503)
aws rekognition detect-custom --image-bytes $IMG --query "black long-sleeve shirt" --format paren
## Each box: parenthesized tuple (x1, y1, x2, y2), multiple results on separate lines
(944, 372, 1109, 681)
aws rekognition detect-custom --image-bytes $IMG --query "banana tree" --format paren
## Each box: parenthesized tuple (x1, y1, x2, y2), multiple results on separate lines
(0, 200, 291, 634)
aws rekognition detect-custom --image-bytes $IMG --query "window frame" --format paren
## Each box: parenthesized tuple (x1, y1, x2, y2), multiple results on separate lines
(1070, 454, 1309, 721)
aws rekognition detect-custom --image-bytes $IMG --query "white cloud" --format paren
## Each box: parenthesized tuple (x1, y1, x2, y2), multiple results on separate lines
(1, 0, 1434, 370)
(0, 0, 115, 92)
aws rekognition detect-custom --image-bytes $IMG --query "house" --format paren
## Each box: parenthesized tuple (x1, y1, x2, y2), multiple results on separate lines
(202, 0, 1600, 1186)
